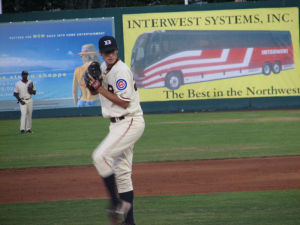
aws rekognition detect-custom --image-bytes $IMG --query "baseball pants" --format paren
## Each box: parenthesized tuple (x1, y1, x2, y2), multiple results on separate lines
(92, 116, 145, 193)
(19, 98, 33, 131)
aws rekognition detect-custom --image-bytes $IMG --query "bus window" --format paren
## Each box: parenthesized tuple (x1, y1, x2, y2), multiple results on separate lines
(135, 47, 144, 61)
(131, 33, 148, 74)
(146, 35, 161, 64)
(131, 34, 147, 65)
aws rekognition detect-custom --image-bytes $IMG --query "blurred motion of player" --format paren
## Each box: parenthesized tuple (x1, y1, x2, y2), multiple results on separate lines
(73, 44, 101, 107)
(86, 36, 145, 225)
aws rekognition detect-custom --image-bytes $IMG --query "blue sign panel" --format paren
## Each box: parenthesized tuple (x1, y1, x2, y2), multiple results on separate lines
(0, 18, 114, 111)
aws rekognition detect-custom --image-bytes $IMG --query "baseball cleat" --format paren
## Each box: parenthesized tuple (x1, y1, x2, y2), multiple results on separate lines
(107, 200, 131, 225)
(20, 130, 25, 134)
(115, 200, 131, 217)
(26, 129, 32, 133)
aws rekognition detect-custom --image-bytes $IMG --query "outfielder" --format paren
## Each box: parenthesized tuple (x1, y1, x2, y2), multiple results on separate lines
(84, 36, 145, 225)
(13, 71, 36, 134)
(73, 44, 100, 107)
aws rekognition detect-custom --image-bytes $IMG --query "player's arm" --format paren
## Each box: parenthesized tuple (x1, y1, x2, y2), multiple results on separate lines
(13, 92, 25, 105)
(85, 62, 129, 109)
(13, 92, 20, 101)
(97, 87, 129, 109)
(13, 85, 24, 104)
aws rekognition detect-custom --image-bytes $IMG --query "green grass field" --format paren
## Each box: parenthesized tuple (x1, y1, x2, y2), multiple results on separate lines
(1, 110, 300, 224)
(1, 190, 300, 225)
(1, 110, 300, 169)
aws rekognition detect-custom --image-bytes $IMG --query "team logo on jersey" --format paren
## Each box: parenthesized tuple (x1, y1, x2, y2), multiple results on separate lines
(116, 79, 127, 90)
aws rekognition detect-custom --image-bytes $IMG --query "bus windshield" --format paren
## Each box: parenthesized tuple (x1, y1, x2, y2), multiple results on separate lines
(131, 33, 148, 67)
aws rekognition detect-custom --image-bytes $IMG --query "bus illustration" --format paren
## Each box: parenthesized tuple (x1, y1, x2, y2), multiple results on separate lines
(131, 30, 295, 90)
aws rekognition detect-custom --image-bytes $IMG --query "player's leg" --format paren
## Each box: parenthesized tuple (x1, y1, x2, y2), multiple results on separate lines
(19, 103, 27, 133)
(26, 100, 33, 132)
(92, 121, 134, 211)
(114, 117, 144, 224)
(93, 134, 119, 208)
(92, 127, 133, 225)
(92, 117, 144, 223)
(93, 117, 144, 180)
(114, 145, 135, 225)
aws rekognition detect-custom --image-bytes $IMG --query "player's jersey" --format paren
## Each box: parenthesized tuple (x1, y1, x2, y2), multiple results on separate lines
(73, 63, 98, 101)
(14, 80, 35, 100)
(100, 59, 143, 118)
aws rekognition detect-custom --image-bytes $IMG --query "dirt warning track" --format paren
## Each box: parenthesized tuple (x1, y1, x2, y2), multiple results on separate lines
(1, 156, 300, 204)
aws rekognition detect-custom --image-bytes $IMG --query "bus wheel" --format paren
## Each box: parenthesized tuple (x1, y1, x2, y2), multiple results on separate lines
(262, 62, 272, 75)
(165, 71, 182, 90)
(272, 61, 282, 74)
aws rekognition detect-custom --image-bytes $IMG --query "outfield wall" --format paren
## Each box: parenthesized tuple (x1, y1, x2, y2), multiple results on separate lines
(0, 0, 299, 119)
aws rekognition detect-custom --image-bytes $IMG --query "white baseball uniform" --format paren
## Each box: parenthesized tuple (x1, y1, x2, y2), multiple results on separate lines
(92, 59, 145, 193)
(14, 80, 36, 131)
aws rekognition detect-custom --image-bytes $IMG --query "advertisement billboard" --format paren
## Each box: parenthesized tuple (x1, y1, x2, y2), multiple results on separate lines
(123, 8, 300, 102)
(0, 18, 114, 111)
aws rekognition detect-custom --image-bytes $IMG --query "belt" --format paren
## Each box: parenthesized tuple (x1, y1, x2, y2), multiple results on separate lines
(22, 98, 31, 100)
(110, 116, 125, 123)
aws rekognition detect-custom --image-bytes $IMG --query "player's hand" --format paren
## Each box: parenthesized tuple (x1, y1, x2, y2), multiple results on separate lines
(87, 73, 102, 91)
(20, 100, 25, 105)
(84, 61, 103, 94)
(27, 82, 35, 95)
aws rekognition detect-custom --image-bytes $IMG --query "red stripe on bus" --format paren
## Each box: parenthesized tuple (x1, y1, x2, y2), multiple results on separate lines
(144, 49, 223, 74)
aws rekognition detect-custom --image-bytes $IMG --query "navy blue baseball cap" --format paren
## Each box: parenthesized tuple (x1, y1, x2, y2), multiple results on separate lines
(99, 36, 118, 53)
(21, 70, 28, 76)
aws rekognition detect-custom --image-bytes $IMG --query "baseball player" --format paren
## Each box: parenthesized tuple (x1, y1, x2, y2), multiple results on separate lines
(13, 70, 36, 134)
(73, 44, 100, 107)
(84, 36, 145, 225)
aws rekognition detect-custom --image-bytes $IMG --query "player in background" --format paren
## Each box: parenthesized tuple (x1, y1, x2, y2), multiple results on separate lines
(13, 70, 36, 134)
(88, 36, 145, 225)
(73, 44, 100, 107)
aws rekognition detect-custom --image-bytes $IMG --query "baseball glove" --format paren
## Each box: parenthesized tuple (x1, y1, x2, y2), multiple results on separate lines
(84, 61, 103, 92)
(27, 82, 35, 95)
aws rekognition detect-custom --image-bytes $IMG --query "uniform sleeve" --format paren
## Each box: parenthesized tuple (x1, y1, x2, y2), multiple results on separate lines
(114, 67, 133, 102)
(14, 82, 19, 93)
